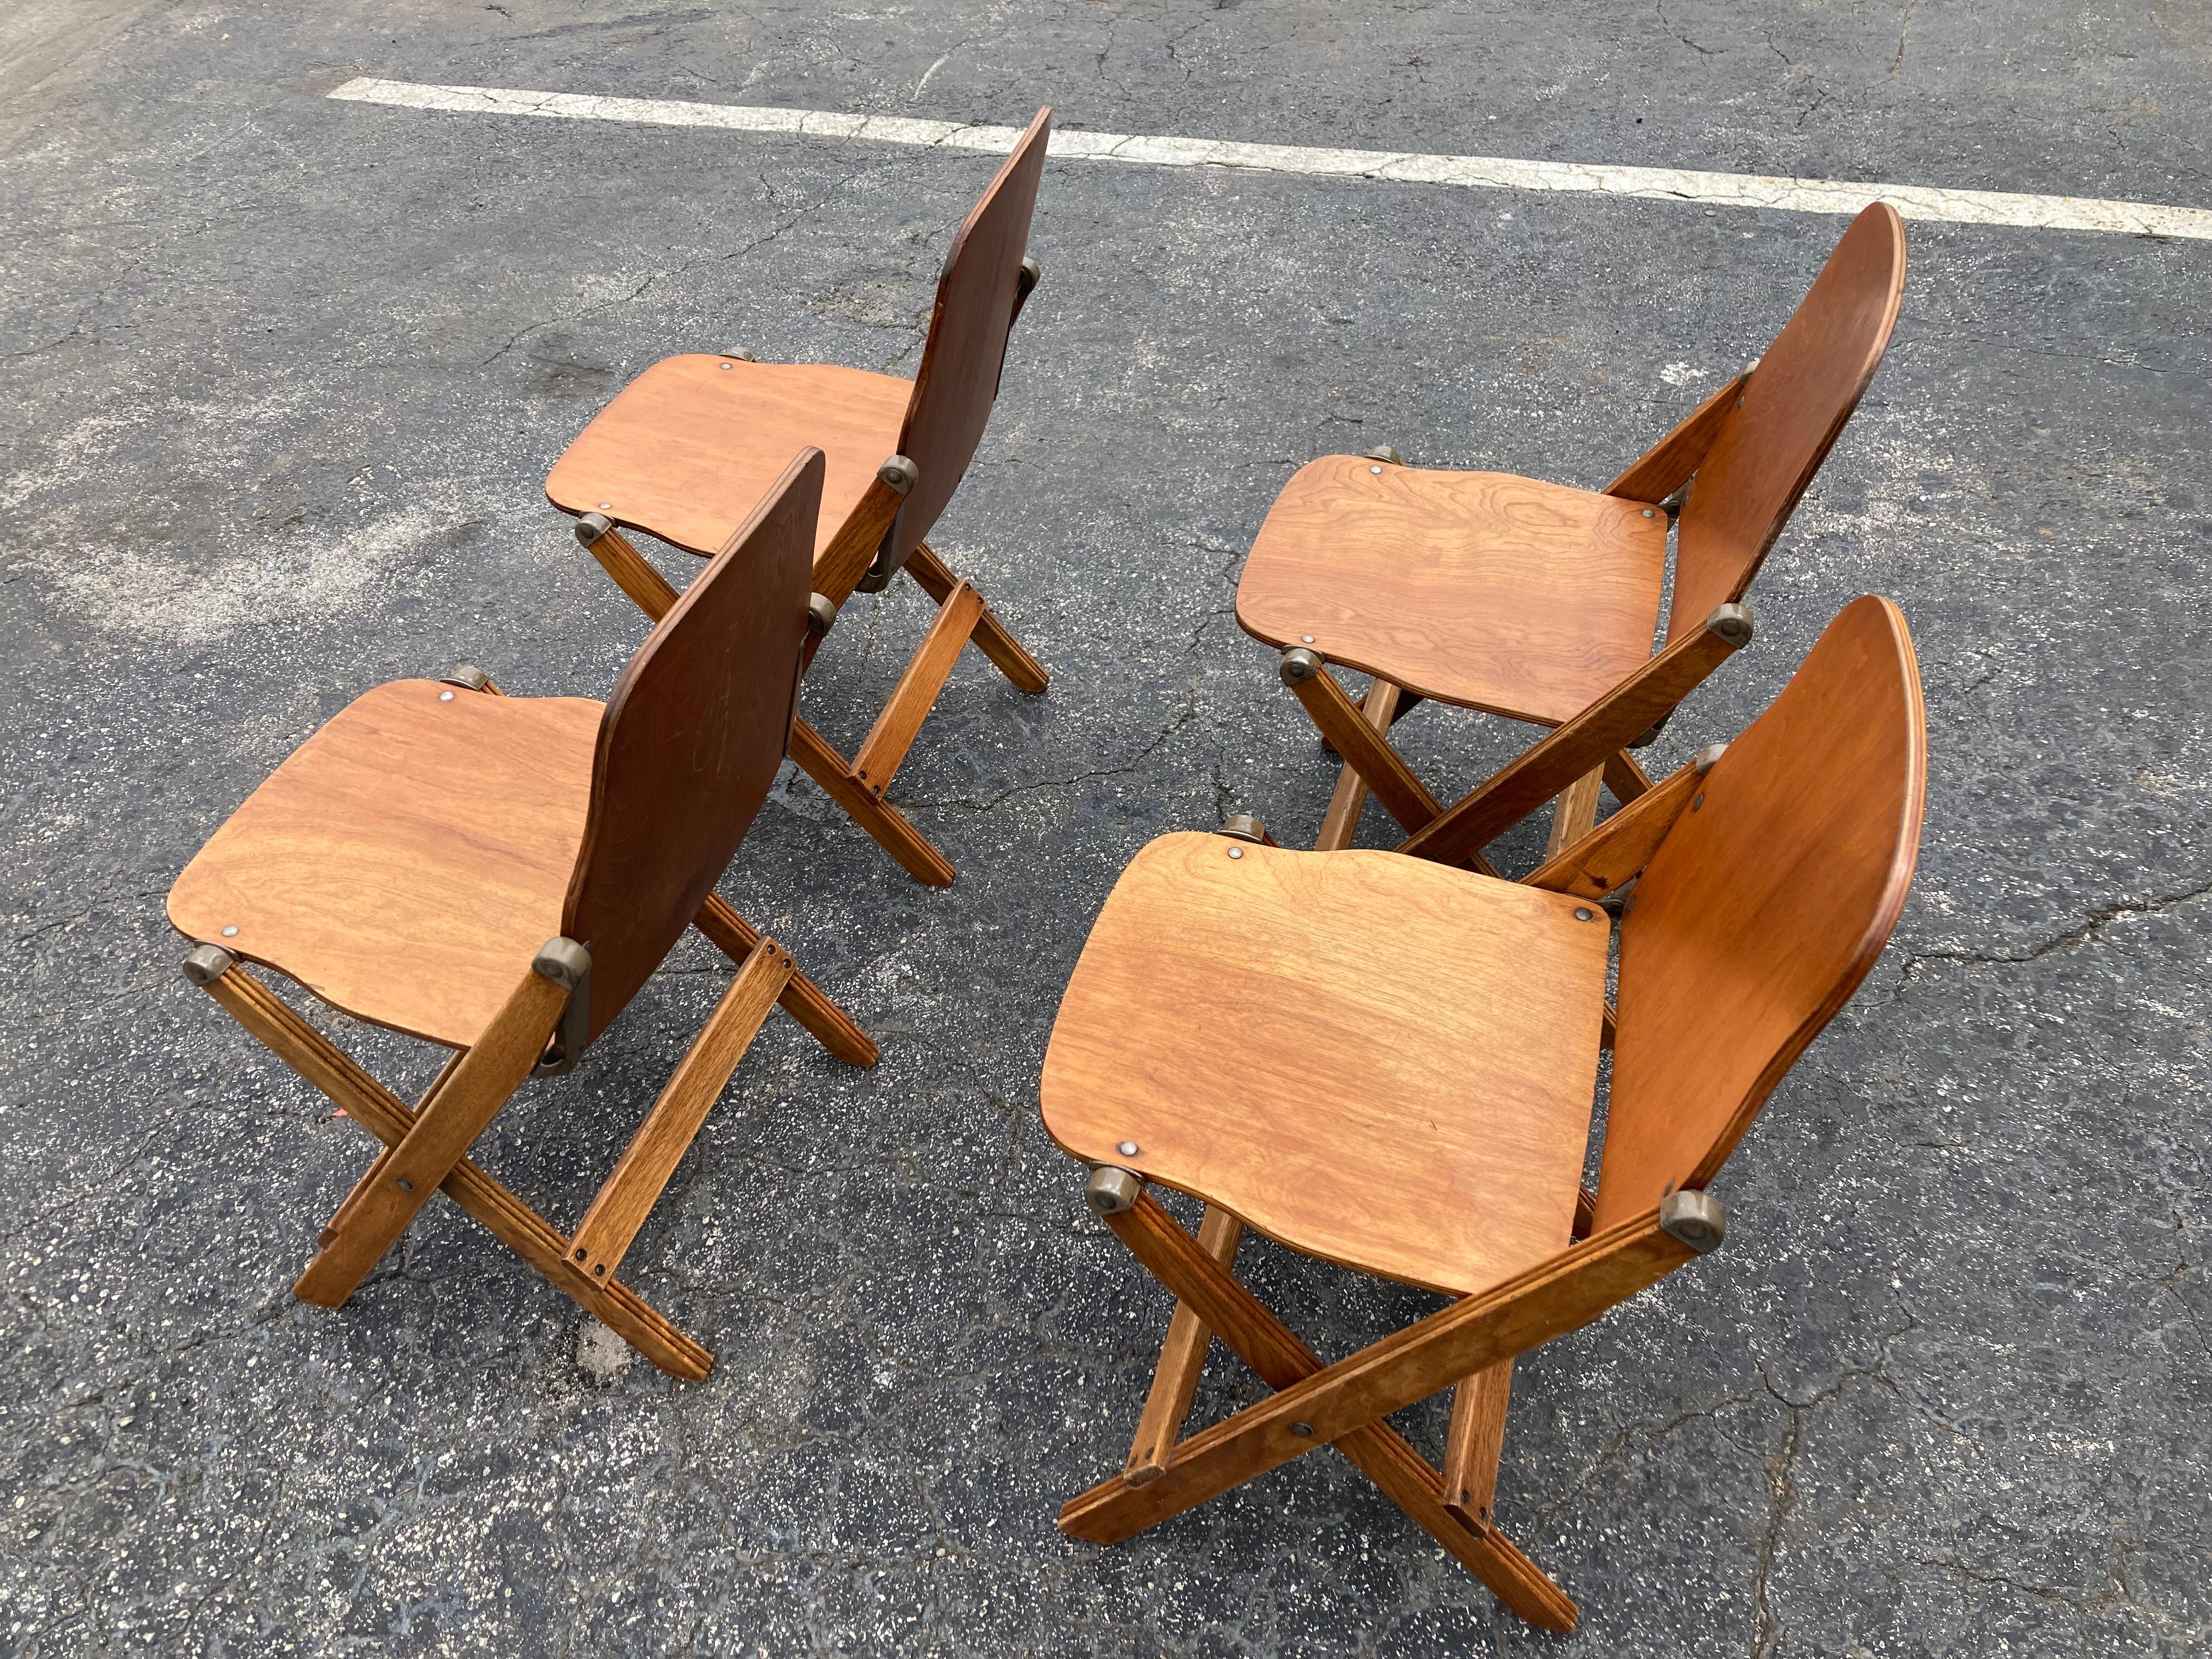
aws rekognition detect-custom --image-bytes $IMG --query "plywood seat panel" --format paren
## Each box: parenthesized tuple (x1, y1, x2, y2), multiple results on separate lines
(1040, 832, 1611, 1297)
(1235, 458, 1671, 726)
(545, 355, 912, 560)
(167, 681, 603, 1049)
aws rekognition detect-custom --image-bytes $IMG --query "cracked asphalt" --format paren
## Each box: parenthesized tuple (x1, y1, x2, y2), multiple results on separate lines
(3, 2, 2208, 1654)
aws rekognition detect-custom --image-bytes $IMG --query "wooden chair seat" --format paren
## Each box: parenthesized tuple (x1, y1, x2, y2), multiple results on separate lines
(1040, 831, 1611, 1296)
(168, 680, 602, 1049)
(1237, 456, 1669, 725)
(546, 355, 912, 561)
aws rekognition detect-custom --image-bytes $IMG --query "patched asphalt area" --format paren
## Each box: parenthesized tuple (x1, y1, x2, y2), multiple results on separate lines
(2, 4, 2208, 1655)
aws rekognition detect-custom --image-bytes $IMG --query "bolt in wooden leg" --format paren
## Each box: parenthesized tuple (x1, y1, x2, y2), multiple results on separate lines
(692, 893, 877, 1067)
(788, 718, 956, 887)
(905, 541, 1049, 693)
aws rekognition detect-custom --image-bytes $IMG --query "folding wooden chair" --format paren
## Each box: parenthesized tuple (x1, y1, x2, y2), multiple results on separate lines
(544, 108, 1057, 888)
(1041, 594, 1926, 1631)
(167, 450, 875, 1381)
(1240, 201, 1906, 869)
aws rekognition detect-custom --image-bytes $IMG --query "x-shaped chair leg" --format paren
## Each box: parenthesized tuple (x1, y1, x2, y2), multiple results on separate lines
(1063, 1180, 1726, 1632)
(185, 898, 874, 1380)
(1279, 601, 1751, 871)
(582, 521, 1047, 887)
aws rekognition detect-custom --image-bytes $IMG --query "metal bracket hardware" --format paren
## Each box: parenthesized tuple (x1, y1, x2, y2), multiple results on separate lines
(720, 349, 756, 363)
(806, 593, 838, 639)
(1705, 603, 1754, 647)
(1278, 647, 1324, 686)
(1659, 1189, 1728, 1254)
(574, 511, 614, 547)
(1216, 814, 1271, 845)
(1016, 256, 1041, 303)
(856, 456, 923, 593)
(181, 943, 239, 986)
(438, 666, 494, 694)
(1362, 445, 1405, 466)
(530, 936, 592, 1077)
(1693, 742, 1728, 774)
(1085, 1166, 1142, 1216)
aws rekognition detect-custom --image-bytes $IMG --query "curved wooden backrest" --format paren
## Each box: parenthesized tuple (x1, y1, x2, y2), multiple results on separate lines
(562, 449, 822, 1043)
(1592, 595, 1926, 1230)
(1667, 204, 1905, 639)
(884, 106, 1052, 571)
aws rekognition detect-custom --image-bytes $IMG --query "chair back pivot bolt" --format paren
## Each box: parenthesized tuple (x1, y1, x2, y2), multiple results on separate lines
(1705, 603, 1755, 647)
(806, 593, 838, 639)
(1658, 1189, 1728, 1254)
(877, 455, 919, 495)
(438, 666, 494, 693)
(1217, 814, 1270, 845)
(180, 943, 239, 986)
(531, 936, 592, 1077)
(1278, 647, 1324, 686)
(1362, 446, 1404, 466)
(1085, 1166, 1142, 1216)
(574, 511, 614, 547)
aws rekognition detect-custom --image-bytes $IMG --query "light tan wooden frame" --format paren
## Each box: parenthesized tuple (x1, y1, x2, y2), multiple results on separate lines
(1065, 1173, 1723, 1633)
(573, 114, 1056, 888)
(1288, 454, 1755, 870)
(182, 888, 872, 1381)
(579, 523, 1043, 888)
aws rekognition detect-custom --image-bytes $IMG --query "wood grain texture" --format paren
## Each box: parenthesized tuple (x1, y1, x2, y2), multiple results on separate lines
(1124, 1205, 1243, 1485)
(905, 542, 1049, 693)
(1040, 833, 1610, 1296)
(692, 893, 877, 1068)
(546, 356, 907, 563)
(1395, 607, 1748, 869)
(1594, 595, 1926, 1229)
(1543, 769, 1605, 860)
(1442, 1359, 1514, 1521)
(563, 449, 819, 1040)
(1522, 751, 1713, 899)
(1669, 204, 1906, 636)
(1313, 679, 1401, 851)
(1063, 1190, 1579, 1631)
(852, 581, 984, 791)
(1289, 665, 1441, 835)
(787, 718, 956, 887)
(882, 108, 1052, 574)
(1065, 1192, 1692, 1555)
(198, 963, 712, 1379)
(1237, 459, 1668, 726)
(1603, 371, 1750, 504)
(168, 681, 601, 1048)
(293, 961, 569, 1305)
(567, 939, 794, 1282)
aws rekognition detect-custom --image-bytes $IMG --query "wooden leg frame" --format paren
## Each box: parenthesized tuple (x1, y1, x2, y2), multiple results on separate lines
(1063, 1181, 1724, 1633)
(1282, 600, 1752, 871)
(185, 899, 875, 1381)
(582, 521, 1047, 888)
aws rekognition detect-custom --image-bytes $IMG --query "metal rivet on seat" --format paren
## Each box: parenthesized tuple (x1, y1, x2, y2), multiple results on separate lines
(221, 925, 239, 938)
(1370, 465, 1383, 474)
(720, 360, 733, 369)
(1227, 847, 1244, 859)
(1116, 1141, 1139, 1157)
(438, 690, 455, 702)
(1642, 508, 1655, 517)
(1301, 634, 1315, 644)
(1574, 907, 1596, 922)
(599, 502, 612, 510)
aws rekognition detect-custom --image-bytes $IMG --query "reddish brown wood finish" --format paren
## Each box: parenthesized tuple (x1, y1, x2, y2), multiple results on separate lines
(1594, 594, 1926, 1228)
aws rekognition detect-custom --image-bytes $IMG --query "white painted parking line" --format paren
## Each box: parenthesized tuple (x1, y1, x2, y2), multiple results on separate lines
(327, 77, 2212, 242)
